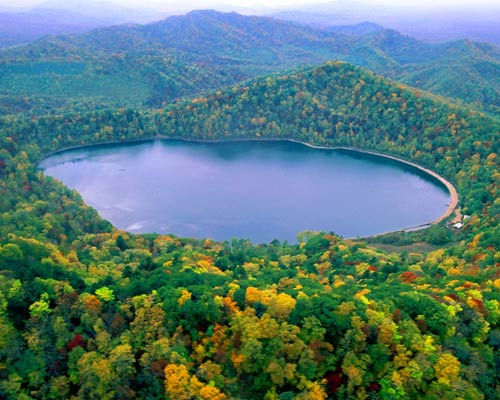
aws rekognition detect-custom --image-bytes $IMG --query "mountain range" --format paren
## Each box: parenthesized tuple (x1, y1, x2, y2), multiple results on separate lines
(270, 0, 500, 46)
(0, 10, 499, 116)
(2, 0, 499, 48)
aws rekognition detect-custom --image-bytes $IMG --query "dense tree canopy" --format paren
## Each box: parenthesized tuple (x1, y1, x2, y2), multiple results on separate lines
(0, 61, 498, 399)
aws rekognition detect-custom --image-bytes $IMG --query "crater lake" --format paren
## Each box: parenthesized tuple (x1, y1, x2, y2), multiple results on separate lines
(39, 139, 451, 243)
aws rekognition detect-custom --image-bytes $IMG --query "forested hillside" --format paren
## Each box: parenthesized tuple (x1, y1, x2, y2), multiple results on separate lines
(0, 61, 498, 399)
(1, 10, 500, 116)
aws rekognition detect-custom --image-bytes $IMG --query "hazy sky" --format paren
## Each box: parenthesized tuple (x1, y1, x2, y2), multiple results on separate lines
(2, 0, 497, 9)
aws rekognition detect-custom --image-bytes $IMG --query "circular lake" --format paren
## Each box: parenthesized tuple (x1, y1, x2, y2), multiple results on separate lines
(39, 139, 451, 243)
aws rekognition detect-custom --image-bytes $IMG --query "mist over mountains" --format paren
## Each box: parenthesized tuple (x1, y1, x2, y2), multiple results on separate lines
(1, 0, 499, 48)
(270, 0, 500, 46)
(0, 0, 167, 47)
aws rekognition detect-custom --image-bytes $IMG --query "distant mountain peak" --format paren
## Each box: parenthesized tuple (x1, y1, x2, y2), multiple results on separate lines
(186, 9, 227, 16)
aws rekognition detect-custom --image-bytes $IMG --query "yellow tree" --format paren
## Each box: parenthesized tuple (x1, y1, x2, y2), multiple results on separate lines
(164, 363, 226, 400)
(164, 363, 201, 400)
(434, 353, 460, 386)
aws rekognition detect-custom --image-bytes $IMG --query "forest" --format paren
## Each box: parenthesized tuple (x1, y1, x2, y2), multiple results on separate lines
(0, 10, 499, 400)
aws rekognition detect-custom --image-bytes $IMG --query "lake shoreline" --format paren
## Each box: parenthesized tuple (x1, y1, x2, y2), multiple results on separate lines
(39, 135, 458, 239)
(289, 140, 458, 227)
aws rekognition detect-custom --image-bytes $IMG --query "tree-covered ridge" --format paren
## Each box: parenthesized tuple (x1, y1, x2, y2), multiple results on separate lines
(1, 10, 500, 116)
(0, 61, 499, 399)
